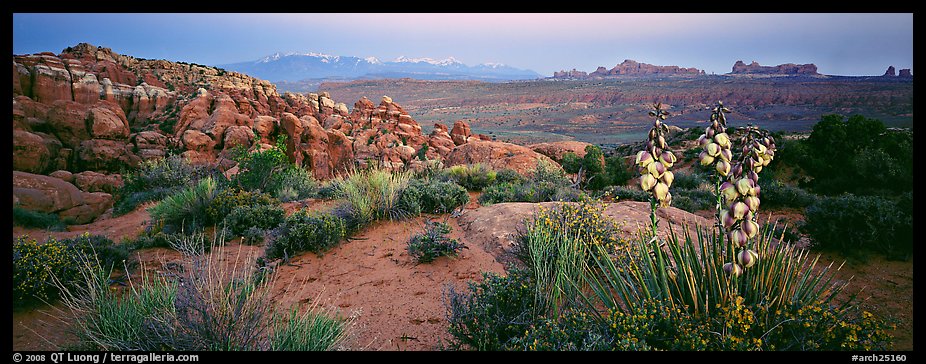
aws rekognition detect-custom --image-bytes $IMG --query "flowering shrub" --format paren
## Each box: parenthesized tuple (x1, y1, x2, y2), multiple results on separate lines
(634, 103, 677, 211)
(444, 269, 540, 351)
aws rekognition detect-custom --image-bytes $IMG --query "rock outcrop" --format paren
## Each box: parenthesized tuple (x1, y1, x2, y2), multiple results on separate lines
(899, 69, 912, 77)
(13, 171, 113, 224)
(445, 140, 558, 175)
(731, 60, 819, 76)
(884, 66, 896, 77)
(553, 60, 703, 79)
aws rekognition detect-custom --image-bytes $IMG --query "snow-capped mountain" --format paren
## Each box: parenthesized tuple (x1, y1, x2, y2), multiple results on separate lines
(218, 52, 541, 83)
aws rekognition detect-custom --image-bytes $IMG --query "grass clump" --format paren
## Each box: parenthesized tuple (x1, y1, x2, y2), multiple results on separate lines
(442, 164, 497, 191)
(114, 155, 217, 215)
(332, 168, 414, 225)
(13, 207, 67, 231)
(148, 176, 219, 232)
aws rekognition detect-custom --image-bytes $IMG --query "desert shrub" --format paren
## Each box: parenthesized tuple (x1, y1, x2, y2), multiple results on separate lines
(493, 168, 526, 185)
(60, 234, 131, 272)
(602, 185, 649, 202)
(671, 188, 715, 213)
(206, 188, 277, 225)
(333, 168, 414, 225)
(671, 170, 709, 190)
(407, 221, 465, 263)
(241, 227, 266, 246)
(800, 115, 912, 196)
(116, 155, 217, 216)
(148, 177, 219, 232)
(603, 155, 633, 188)
(225, 204, 285, 236)
(444, 269, 540, 351)
(269, 166, 318, 202)
(758, 178, 818, 209)
(515, 200, 625, 315)
(442, 164, 497, 191)
(13, 207, 66, 230)
(230, 136, 290, 192)
(561, 145, 630, 190)
(14, 236, 84, 306)
(804, 193, 911, 259)
(54, 238, 348, 351)
(479, 161, 581, 205)
(401, 178, 470, 214)
(265, 211, 347, 260)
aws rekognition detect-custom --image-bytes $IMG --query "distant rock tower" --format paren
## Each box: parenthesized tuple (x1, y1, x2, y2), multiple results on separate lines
(884, 66, 896, 77)
(899, 69, 913, 77)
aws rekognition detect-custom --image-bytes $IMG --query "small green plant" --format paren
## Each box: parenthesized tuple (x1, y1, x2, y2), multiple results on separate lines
(148, 176, 219, 232)
(479, 161, 580, 205)
(270, 166, 318, 202)
(265, 211, 347, 260)
(407, 220, 465, 263)
(804, 193, 911, 259)
(115, 154, 217, 216)
(270, 307, 349, 351)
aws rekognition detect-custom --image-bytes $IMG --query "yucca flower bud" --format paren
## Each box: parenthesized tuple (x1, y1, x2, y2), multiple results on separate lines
(660, 192, 672, 208)
(699, 151, 715, 166)
(660, 151, 677, 167)
(736, 178, 753, 196)
(720, 148, 732, 162)
(730, 201, 749, 220)
(647, 161, 666, 179)
(721, 182, 739, 203)
(723, 262, 743, 276)
(741, 219, 760, 239)
(737, 249, 759, 268)
(715, 160, 731, 176)
(714, 133, 731, 148)
(731, 163, 743, 178)
(636, 151, 653, 167)
(752, 184, 761, 197)
(745, 196, 760, 211)
(658, 135, 667, 149)
(721, 210, 735, 230)
(654, 182, 669, 201)
(706, 127, 715, 138)
(640, 173, 657, 191)
(706, 143, 721, 157)
(698, 134, 708, 147)
(661, 170, 674, 187)
(729, 229, 749, 247)
(748, 171, 759, 184)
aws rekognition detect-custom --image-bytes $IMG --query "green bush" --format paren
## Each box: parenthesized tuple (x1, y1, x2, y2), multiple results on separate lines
(479, 161, 581, 205)
(270, 166, 318, 202)
(493, 169, 526, 185)
(148, 177, 219, 232)
(206, 188, 277, 225)
(333, 168, 414, 225)
(445, 269, 540, 351)
(402, 179, 469, 214)
(562, 146, 631, 190)
(804, 193, 911, 259)
(241, 227, 266, 246)
(602, 185, 648, 202)
(13, 233, 128, 307)
(758, 178, 818, 209)
(225, 205, 285, 236)
(13, 207, 66, 230)
(231, 136, 291, 192)
(407, 221, 465, 263)
(443, 164, 497, 191)
(265, 211, 347, 260)
(671, 170, 709, 190)
(671, 188, 715, 213)
(115, 155, 217, 216)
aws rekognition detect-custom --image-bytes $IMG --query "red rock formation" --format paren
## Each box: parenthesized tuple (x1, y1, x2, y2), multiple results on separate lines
(528, 141, 594, 161)
(899, 69, 912, 77)
(731, 60, 819, 75)
(552, 69, 588, 79)
(884, 66, 897, 77)
(445, 140, 559, 175)
(13, 171, 113, 224)
(553, 60, 703, 79)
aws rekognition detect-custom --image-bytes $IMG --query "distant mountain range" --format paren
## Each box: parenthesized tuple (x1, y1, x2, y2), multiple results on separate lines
(218, 52, 542, 84)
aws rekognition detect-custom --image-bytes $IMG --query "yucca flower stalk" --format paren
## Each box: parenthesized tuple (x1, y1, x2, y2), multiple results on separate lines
(635, 103, 677, 237)
(697, 101, 734, 236)
(720, 125, 776, 275)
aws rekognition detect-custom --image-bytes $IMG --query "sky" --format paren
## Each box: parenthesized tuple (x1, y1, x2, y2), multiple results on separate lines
(12, 13, 914, 76)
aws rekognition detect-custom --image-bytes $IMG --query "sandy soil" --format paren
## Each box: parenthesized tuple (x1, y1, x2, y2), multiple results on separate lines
(11, 200, 913, 351)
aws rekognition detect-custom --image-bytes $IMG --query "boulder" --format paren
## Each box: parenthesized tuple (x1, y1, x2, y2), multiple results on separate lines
(88, 101, 130, 140)
(13, 171, 84, 213)
(49, 170, 74, 183)
(450, 120, 472, 146)
(445, 140, 560, 175)
(73, 171, 124, 194)
(59, 192, 113, 225)
(13, 129, 60, 174)
(182, 129, 215, 152)
(223, 125, 255, 150)
(46, 100, 91, 148)
(252, 115, 277, 138)
(76, 139, 140, 172)
(528, 141, 594, 162)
